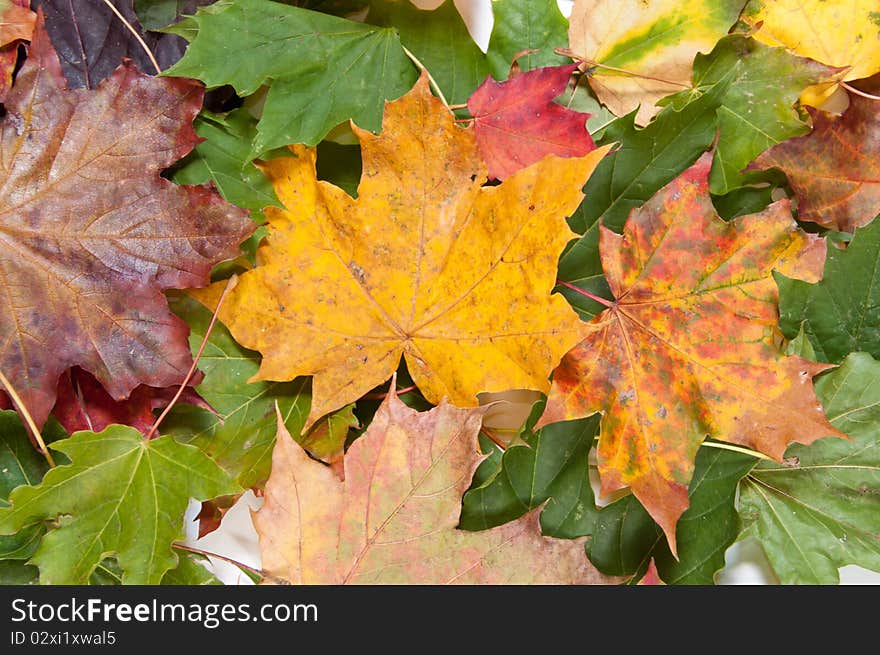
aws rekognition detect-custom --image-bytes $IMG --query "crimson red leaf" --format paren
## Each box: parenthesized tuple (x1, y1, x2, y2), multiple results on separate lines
(467, 63, 594, 180)
(0, 20, 252, 429)
(51, 368, 214, 436)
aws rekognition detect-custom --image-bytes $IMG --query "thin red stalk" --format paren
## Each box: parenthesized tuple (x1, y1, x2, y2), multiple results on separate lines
(554, 48, 690, 88)
(555, 279, 614, 308)
(145, 277, 237, 440)
(362, 384, 419, 401)
(173, 542, 266, 580)
(480, 428, 507, 452)
(841, 81, 880, 101)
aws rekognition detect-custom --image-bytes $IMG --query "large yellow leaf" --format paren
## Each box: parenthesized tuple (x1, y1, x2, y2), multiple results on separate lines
(255, 392, 612, 584)
(198, 76, 608, 429)
(743, 0, 880, 105)
(568, 0, 745, 124)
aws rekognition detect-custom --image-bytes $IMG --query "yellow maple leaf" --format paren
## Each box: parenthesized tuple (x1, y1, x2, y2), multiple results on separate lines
(743, 0, 880, 106)
(197, 76, 608, 429)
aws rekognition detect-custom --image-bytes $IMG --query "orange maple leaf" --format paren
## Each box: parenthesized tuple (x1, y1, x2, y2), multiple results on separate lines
(540, 156, 846, 553)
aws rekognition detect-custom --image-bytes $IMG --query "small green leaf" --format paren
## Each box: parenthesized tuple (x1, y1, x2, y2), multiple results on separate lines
(172, 109, 281, 216)
(367, 0, 489, 105)
(587, 446, 756, 584)
(679, 34, 836, 195)
(739, 352, 880, 584)
(486, 0, 569, 78)
(165, 0, 418, 153)
(166, 295, 313, 489)
(777, 219, 880, 363)
(0, 427, 238, 584)
(460, 411, 600, 537)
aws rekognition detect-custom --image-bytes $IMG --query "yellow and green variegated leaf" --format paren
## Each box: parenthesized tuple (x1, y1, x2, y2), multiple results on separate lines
(569, 0, 745, 124)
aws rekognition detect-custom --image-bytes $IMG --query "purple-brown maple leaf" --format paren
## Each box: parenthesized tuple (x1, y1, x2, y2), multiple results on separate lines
(0, 20, 252, 429)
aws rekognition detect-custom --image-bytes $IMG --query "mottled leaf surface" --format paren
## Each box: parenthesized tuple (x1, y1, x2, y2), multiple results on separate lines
(739, 352, 880, 584)
(541, 157, 843, 552)
(753, 95, 880, 231)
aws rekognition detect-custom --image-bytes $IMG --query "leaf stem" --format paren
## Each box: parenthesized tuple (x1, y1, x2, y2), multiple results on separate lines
(448, 103, 468, 111)
(402, 45, 451, 110)
(701, 441, 775, 461)
(0, 369, 55, 467)
(555, 279, 614, 308)
(173, 542, 267, 581)
(841, 81, 880, 101)
(362, 384, 419, 401)
(555, 48, 691, 88)
(145, 276, 237, 440)
(480, 428, 507, 452)
(99, 0, 161, 75)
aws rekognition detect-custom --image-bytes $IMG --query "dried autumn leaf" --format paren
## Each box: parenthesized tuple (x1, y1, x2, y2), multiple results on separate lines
(752, 95, 880, 232)
(255, 391, 611, 584)
(0, 23, 253, 429)
(0, 0, 34, 46)
(468, 63, 595, 180)
(201, 76, 608, 429)
(540, 156, 845, 552)
(568, 0, 745, 124)
(0, 0, 34, 101)
(743, 0, 880, 105)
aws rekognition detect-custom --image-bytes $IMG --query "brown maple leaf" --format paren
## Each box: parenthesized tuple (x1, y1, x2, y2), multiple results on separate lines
(0, 21, 253, 428)
(467, 63, 595, 180)
(255, 389, 613, 584)
(752, 95, 880, 231)
(539, 156, 846, 553)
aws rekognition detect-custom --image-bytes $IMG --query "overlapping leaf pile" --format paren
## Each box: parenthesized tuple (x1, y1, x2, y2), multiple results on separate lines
(0, 0, 878, 586)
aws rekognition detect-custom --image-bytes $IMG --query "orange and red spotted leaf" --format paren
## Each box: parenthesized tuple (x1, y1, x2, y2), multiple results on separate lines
(467, 63, 594, 180)
(752, 95, 880, 232)
(540, 155, 846, 554)
(0, 21, 253, 429)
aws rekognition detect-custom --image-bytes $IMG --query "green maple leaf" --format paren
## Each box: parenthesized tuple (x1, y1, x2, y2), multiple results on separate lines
(486, 0, 569, 78)
(777, 219, 880, 363)
(165, 0, 418, 154)
(367, 0, 488, 105)
(675, 34, 837, 195)
(738, 352, 880, 584)
(172, 109, 281, 216)
(165, 296, 312, 489)
(0, 426, 238, 584)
